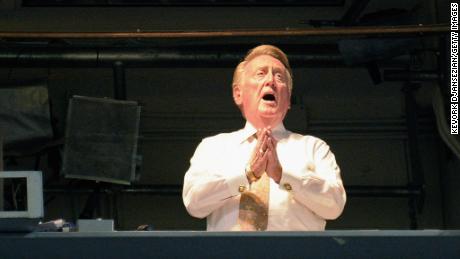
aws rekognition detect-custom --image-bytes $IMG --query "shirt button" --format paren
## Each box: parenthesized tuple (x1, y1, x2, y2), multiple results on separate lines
(307, 163, 316, 172)
(284, 183, 292, 191)
(239, 185, 246, 193)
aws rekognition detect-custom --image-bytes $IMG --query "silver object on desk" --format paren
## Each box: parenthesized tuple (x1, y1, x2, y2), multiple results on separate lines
(77, 219, 114, 232)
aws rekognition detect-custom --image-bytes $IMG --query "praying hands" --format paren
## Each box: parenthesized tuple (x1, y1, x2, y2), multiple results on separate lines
(247, 127, 282, 183)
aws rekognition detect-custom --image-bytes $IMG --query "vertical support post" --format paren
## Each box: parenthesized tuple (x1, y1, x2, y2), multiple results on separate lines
(0, 134, 3, 171)
(111, 61, 127, 226)
(0, 135, 3, 211)
(113, 61, 127, 100)
(403, 83, 425, 229)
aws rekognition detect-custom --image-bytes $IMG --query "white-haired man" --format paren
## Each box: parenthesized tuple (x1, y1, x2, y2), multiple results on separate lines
(183, 45, 346, 231)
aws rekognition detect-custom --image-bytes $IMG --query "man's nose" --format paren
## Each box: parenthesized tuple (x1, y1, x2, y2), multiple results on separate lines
(264, 72, 275, 87)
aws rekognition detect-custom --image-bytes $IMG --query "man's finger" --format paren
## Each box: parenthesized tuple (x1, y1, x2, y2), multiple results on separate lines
(257, 129, 270, 151)
(255, 128, 266, 148)
(266, 150, 275, 175)
(261, 137, 269, 152)
(270, 142, 282, 167)
(267, 137, 275, 151)
(266, 138, 280, 165)
(266, 128, 272, 136)
(261, 147, 270, 161)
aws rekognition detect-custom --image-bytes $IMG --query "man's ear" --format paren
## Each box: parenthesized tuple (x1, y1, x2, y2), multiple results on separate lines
(233, 85, 243, 106)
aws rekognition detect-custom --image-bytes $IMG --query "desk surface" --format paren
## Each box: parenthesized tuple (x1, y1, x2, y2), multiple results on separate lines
(1, 230, 459, 258)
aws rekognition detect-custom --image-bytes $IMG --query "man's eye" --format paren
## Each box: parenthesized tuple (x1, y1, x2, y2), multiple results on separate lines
(275, 73, 285, 81)
(256, 71, 265, 77)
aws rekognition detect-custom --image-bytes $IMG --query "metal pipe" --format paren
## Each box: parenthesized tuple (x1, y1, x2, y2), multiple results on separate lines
(384, 70, 440, 82)
(346, 185, 423, 197)
(113, 61, 126, 100)
(0, 46, 346, 67)
(44, 184, 423, 197)
(0, 24, 449, 39)
(138, 117, 437, 141)
(0, 45, 419, 68)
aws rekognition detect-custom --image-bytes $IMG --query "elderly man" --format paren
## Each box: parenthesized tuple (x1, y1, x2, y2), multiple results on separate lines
(183, 45, 346, 231)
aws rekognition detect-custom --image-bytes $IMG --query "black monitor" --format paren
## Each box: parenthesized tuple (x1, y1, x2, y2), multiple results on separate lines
(61, 96, 141, 185)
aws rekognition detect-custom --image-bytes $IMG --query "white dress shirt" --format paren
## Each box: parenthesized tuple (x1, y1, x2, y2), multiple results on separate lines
(182, 122, 346, 231)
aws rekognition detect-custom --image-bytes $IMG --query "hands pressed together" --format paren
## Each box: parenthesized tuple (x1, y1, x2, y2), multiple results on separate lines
(247, 127, 282, 183)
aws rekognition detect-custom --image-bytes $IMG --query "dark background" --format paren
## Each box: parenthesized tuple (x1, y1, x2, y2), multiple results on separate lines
(0, 0, 458, 231)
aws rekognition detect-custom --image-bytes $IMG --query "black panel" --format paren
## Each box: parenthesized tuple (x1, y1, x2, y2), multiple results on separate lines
(0, 81, 52, 149)
(62, 96, 140, 185)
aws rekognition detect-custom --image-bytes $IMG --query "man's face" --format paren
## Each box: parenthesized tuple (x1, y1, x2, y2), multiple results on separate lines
(234, 54, 291, 127)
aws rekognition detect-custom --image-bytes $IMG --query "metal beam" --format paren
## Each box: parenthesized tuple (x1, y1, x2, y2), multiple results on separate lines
(44, 184, 424, 197)
(0, 45, 346, 67)
(0, 24, 449, 39)
(0, 45, 419, 68)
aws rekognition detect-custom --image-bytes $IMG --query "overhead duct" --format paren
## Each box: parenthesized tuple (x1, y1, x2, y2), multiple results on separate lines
(337, 8, 423, 84)
(338, 8, 421, 65)
(338, 37, 420, 65)
(0, 45, 346, 68)
(0, 23, 445, 68)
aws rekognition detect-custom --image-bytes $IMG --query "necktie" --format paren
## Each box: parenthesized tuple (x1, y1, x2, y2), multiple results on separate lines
(238, 172, 270, 231)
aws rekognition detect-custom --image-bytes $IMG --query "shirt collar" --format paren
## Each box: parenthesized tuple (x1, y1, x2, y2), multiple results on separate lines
(238, 121, 288, 144)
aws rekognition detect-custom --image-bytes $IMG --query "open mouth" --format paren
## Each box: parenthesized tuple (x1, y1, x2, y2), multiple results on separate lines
(262, 93, 276, 102)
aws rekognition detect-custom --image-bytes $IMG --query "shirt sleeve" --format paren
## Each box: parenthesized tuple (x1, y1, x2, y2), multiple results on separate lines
(279, 137, 346, 220)
(182, 137, 248, 218)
